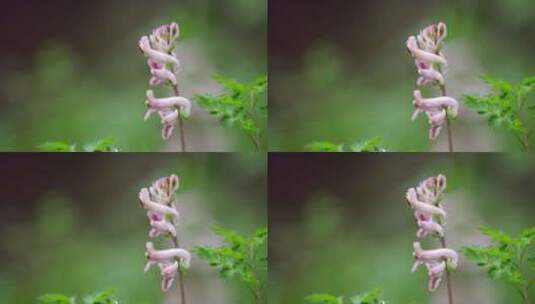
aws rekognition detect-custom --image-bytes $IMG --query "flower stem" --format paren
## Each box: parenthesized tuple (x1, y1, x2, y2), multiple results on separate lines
(439, 84, 454, 152)
(440, 236, 454, 304)
(171, 236, 187, 304)
(523, 283, 531, 304)
(172, 85, 187, 152)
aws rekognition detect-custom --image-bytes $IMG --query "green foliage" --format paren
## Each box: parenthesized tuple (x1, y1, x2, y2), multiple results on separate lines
(305, 138, 387, 152)
(194, 75, 267, 151)
(305, 142, 344, 152)
(462, 226, 535, 301)
(306, 289, 387, 304)
(305, 294, 343, 304)
(464, 75, 535, 150)
(37, 138, 119, 152)
(194, 227, 267, 303)
(37, 142, 77, 152)
(37, 290, 118, 304)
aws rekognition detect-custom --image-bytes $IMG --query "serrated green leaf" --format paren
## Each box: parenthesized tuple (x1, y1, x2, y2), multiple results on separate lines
(213, 74, 247, 95)
(480, 226, 514, 246)
(195, 226, 267, 301)
(481, 75, 514, 96)
(194, 75, 267, 150)
(464, 75, 535, 150)
(463, 226, 534, 289)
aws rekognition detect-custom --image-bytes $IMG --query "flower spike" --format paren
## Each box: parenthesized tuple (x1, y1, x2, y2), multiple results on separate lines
(139, 174, 190, 292)
(407, 22, 459, 142)
(139, 22, 191, 142)
(406, 174, 458, 292)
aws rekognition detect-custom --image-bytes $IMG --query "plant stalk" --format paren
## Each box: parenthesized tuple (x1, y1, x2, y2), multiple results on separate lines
(171, 236, 187, 304)
(440, 236, 454, 304)
(172, 85, 187, 152)
(523, 283, 530, 304)
(523, 130, 530, 152)
(439, 84, 454, 152)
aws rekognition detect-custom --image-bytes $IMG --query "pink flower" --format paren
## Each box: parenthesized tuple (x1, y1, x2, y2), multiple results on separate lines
(139, 175, 181, 237)
(139, 36, 179, 66)
(144, 90, 191, 140)
(412, 243, 457, 268)
(145, 242, 191, 269)
(150, 23, 180, 53)
(406, 188, 446, 220)
(159, 261, 179, 291)
(406, 174, 448, 238)
(144, 242, 191, 291)
(411, 90, 458, 140)
(415, 60, 444, 86)
(148, 59, 177, 86)
(147, 211, 177, 238)
(407, 36, 447, 68)
(149, 175, 180, 203)
(412, 242, 458, 291)
(139, 188, 179, 218)
(417, 23, 447, 53)
(414, 211, 444, 238)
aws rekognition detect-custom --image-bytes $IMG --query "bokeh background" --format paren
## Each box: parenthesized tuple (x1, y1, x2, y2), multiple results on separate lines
(269, 0, 535, 151)
(0, 0, 266, 151)
(269, 153, 535, 303)
(0, 153, 266, 303)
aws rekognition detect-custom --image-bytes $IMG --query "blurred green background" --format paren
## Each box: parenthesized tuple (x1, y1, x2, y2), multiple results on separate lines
(269, 153, 535, 303)
(0, 153, 266, 303)
(0, 0, 266, 151)
(268, 0, 535, 151)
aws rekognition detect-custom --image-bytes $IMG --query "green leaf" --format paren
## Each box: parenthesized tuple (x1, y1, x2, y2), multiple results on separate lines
(528, 256, 535, 270)
(213, 75, 247, 96)
(464, 75, 535, 150)
(37, 138, 119, 152)
(350, 288, 386, 304)
(305, 141, 344, 152)
(518, 227, 535, 248)
(481, 75, 514, 96)
(82, 137, 119, 152)
(305, 294, 344, 304)
(37, 142, 76, 152)
(194, 75, 267, 150)
(462, 226, 535, 289)
(480, 226, 514, 246)
(194, 226, 267, 299)
(305, 138, 387, 152)
(349, 137, 387, 152)
(82, 290, 117, 304)
(37, 294, 75, 304)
